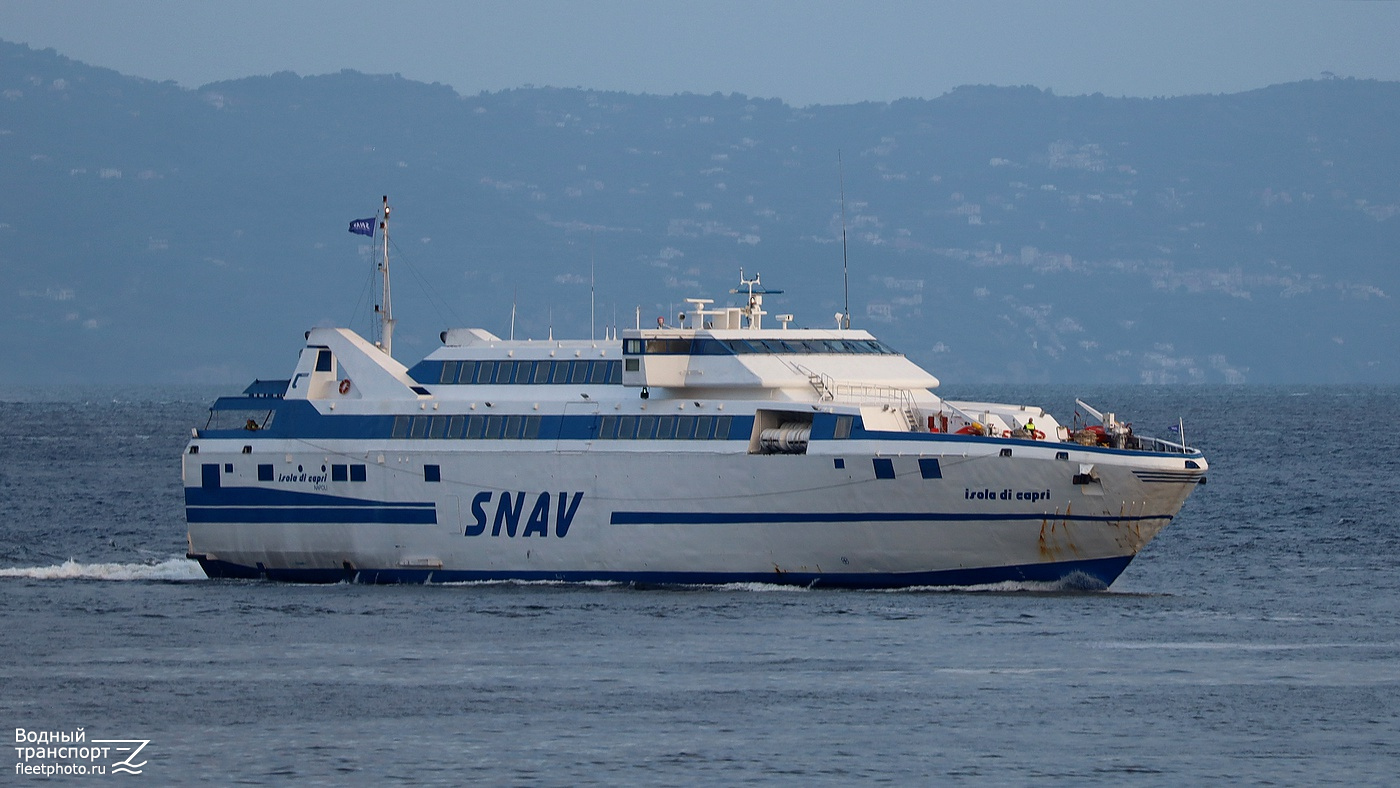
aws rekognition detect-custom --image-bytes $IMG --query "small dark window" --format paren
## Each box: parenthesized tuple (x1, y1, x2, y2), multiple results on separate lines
(590, 362, 608, 384)
(440, 361, 458, 384)
(607, 361, 622, 384)
(258, 464, 274, 481)
(224, 463, 234, 474)
(623, 339, 643, 354)
(429, 416, 447, 439)
(476, 361, 495, 384)
(696, 416, 713, 439)
(392, 416, 410, 439)
(456, 361, 477, 384)
(618, 416, 637, 439)
(1000, 448, 1013, 457)
(331, 464, 348, 482)
(676, 416, 696, 439)
(188, 445, 199, 454)
(242, 445, 252, 454)
(524, 416, 542, 439)
(201, 463, 221, 489)
(447, 415, 465, 438)
(533, 362, 552, 384)
(571, 362, 589, 384)
(350, 465, 367, 482)
(552, 361, 572, 383)
(918, 458, 942, 479)
(411, 417, 430, 439)
(315, 349, 333, 372)
(873, 458, 896, 479)
(424, 464, 441, 483)
(515, 362, 534, 384)
(834, 458, 845, 469)
(625, 358, 640, 372)
(1056, 451, 1069, 461)
(495, 361, 514, 384)
(638, 416, 656, 439)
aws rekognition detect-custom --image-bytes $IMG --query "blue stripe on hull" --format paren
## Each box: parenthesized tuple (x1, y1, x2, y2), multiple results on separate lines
(185, 486, 435, 509)
(187, 507, 437, 524)
(193, 555, 1134, 590)
(610, 511, 1170, 525)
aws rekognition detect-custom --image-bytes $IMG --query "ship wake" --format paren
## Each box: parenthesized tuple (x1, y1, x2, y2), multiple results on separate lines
(0, 557, 205, 581)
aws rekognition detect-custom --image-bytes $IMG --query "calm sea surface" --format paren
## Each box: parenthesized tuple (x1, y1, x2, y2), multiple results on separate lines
(2, 384, 1397, 785)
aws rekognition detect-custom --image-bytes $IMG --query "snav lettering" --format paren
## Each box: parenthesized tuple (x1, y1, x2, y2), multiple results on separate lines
(466, 491, 584, 538)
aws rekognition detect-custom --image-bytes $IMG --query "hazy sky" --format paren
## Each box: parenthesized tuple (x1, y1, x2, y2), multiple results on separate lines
(6, 0, 1399, 105)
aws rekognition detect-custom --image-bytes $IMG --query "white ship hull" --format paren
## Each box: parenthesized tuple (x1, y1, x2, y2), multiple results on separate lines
(185, 433, 1201, 588)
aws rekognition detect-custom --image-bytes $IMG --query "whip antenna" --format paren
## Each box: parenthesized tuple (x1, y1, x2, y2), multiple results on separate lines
(839, 152, 850, 329)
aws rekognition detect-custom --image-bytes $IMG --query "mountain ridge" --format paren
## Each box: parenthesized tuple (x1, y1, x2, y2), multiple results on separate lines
(3, 40, 1396, 384)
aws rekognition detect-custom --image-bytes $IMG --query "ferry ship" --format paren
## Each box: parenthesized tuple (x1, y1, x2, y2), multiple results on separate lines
(183, 199, 1208, 588)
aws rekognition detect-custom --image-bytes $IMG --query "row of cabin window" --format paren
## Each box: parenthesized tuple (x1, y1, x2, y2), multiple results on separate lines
(438, 359, 622, 386)
(389, 413, 737, 441)
(624, 337, 899, 356)
(597, 414, 733, 441)
(393, 414, 545, 441)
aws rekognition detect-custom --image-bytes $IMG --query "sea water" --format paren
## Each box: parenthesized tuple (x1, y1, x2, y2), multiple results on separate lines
(1, 384, 1397, 784)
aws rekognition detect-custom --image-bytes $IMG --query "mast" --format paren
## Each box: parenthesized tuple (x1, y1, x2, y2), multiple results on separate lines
(375, 195, 394, 356)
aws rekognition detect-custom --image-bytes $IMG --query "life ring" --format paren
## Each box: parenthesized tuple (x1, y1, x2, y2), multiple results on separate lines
(338, 379, 351, 395)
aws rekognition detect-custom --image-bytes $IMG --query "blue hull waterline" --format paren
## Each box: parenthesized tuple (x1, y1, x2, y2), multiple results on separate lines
(192, 556, 1136, 589)
(183, 203, 1206, 590)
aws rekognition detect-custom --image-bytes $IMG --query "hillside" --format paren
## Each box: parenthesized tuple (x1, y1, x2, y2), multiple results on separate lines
(3, 41, 1397, 384)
